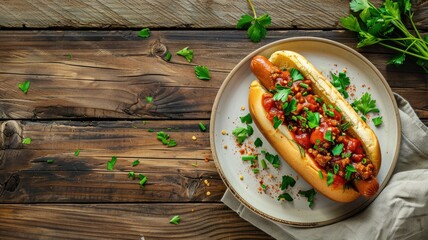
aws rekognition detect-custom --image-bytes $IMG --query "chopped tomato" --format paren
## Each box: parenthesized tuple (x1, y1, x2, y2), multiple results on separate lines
(310, 128, 324, 145)
(294, 133, 312, 149)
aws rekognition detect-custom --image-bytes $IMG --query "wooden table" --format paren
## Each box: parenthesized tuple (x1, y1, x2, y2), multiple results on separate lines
(0, 1, 426, 239)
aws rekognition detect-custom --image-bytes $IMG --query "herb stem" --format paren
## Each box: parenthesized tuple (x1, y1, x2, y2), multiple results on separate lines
(378, 42, 428, 61)
(247, 0, 257, 18)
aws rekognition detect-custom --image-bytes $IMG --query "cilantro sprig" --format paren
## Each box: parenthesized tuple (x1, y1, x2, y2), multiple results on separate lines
(194, 66, 211, 80)
(341, 0, 428, 72)
(236, 0, 271, 42)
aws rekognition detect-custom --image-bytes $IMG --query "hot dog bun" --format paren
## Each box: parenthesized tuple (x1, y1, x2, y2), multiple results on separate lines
(249, 51, 381, 203)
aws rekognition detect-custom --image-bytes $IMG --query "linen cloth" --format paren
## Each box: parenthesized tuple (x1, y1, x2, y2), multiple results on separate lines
(222, 93, 428, 240)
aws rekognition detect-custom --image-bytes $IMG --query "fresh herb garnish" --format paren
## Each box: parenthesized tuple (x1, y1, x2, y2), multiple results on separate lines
(252, 168, 260, 174)
(138, 28, 150, 38)
(262, 150, 280, 168)
(273, 88, 291, 102)
(146, 96, 153, 103)
(362, 158, 367, 164)
(138, 174, 148, 188)
(157, 131, 177, 147)
(232, 127, 249, 144)
(280, 175, 296, 190)
(164, 51, 172, 61)
(372, 116, 383, 126)
(307, 111, 320, 129)
(273, 116, 282, 129)
(260, 159, 267, 170)
(299, 83, 309, 89)
(242, 155, 257, 163)
(324, 130, 333, 142)
(46, 159, 54, 164)
(107, 156, 117, 171)
(341, 0, 428, 72)
(128, 171, 136, 179)
(318, 170, 323, 179)
(22, 137, 32, 145)
(254, 137, 263, 147)
(240, 113, 253, 124)
(332, 143, 344, 156)
(283, 99, 297, 115)
(352, 92, 380, 115)
(132, 159, 140, 167)
(331, 72, 351, 98)
(246, 125, 254, 136)
(298, 189, 317, 208)
(74, 149, 80, 156)
(194, 66, 211, 80)
(290, 68, 304, 81)
(327, 171, 334, 186)
(176, 47, 193, 63)
(169, 215, 181, 225)
(340, 122, 351, 132)
(198, 122, 207, 132)
(278, 193, 293, 202)
(345, 164, 357, 181)
(334, 164, 340, 174)
(18, 80, 31, 94)
(236, 0, 271, 43)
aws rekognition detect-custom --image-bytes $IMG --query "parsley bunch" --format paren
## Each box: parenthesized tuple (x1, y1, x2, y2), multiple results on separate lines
(237, 0, 272, 42)
(341, 0, 428, 72)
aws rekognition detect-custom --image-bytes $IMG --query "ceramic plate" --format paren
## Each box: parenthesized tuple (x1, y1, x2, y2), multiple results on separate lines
(210, 37, 401, 227)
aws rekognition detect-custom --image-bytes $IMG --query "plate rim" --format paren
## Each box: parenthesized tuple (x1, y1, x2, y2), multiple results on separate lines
(210, 36, 401, 227)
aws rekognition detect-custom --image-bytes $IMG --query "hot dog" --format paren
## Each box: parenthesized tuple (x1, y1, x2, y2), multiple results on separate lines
(249, 51, 381, 203)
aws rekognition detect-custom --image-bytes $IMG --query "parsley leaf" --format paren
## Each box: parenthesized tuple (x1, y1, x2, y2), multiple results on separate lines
(372, 116, 383, 126)
(176, 47, 193, 63)
(278, 193, 293, 202)
(324, 130, 333, 142)
(262, 150, 280, 168)
(280, 175, 296, 190)
(350, 0, 370, 12)
(232, 127, 248, 144)
(132, 159, 140, 167)
(352, 92, 380, 115)
(307, 111, 320, 129)
(107, 156, 117, 171)
(169, 215, 181, 225)
(273, 88, 291, 102)
(331, 72, 351, 98)
(138, 28, 150, 38)
(240, 113, 253, 124)
(254, 137, 263, 147)
(194, 66, 211, 80)
(283, 99, 297, 115)
(246, 125, 254, 136)
(388, 54, 406, 65)
(298, 189, 317, 208)
(236, 0, 271, 43)
(289, 68, 304, 81)
(18, 80, 31, 94)
(331, 143, 344, 156)
(273, 116, 282, 129)
(22, 137, 32, 145)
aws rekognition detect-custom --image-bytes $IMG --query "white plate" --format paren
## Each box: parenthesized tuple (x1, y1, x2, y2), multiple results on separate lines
(210, 37, 401, 227)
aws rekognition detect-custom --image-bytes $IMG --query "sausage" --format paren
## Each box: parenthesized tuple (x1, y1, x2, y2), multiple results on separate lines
(248, 51, 381, 202)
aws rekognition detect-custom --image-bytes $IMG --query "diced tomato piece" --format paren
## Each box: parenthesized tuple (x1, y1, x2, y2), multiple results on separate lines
(295, 133, 312, 149)
(346, 138, 361, 152)
(310, 128, 324, 145)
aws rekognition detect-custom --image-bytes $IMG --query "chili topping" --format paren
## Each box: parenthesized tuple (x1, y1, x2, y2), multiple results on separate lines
(262, 67, 375, 187)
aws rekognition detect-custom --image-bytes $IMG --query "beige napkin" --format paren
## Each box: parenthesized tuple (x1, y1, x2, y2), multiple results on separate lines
(222, 93, 428, 240)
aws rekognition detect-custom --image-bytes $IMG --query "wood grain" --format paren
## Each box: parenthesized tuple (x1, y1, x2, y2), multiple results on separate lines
(0, 203, 273, 239)
(0, 120, 231, 203)
(0, 30, 426, 120)
(0, 0, 426, 30)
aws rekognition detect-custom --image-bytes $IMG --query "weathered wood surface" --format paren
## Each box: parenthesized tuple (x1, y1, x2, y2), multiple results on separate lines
(0, 120, 225, 203)
(1, 30, 427, 121)
(0, 0, 426, 29)
(0, 203, 273, 239)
